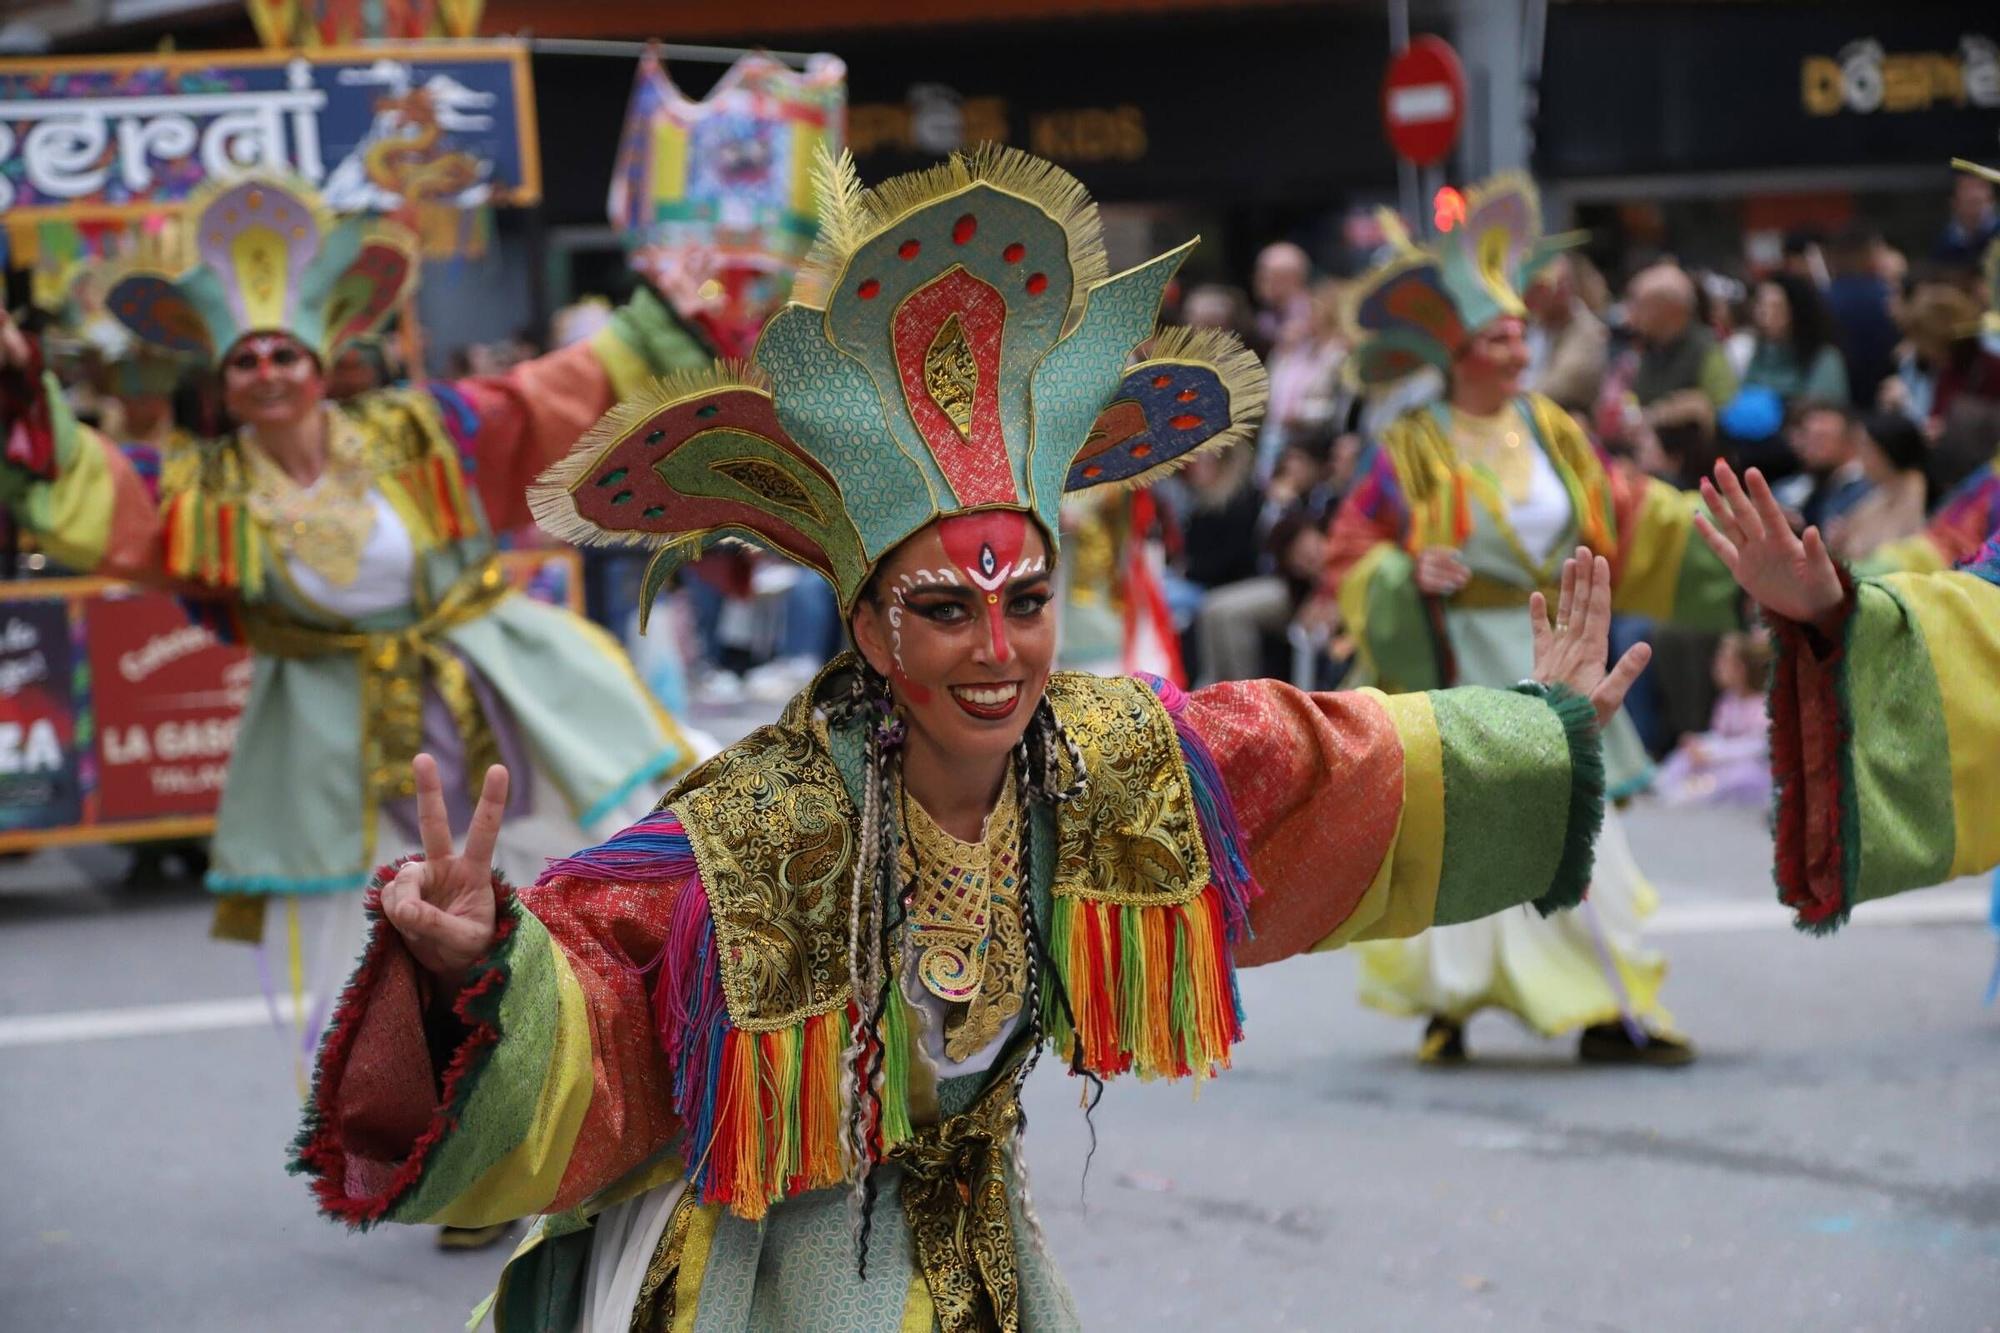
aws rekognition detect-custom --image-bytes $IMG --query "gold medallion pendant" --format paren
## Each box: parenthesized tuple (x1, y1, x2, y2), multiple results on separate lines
(900, 769, 1028, 1061)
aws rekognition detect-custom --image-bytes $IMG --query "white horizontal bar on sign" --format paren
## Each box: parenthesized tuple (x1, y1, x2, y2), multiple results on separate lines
(1387, 84, 1455, 125)
(0, 993, 312, 1049)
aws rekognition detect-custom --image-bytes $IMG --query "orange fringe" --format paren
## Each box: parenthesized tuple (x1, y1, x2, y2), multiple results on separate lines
(1044, 886, 1242, 1081)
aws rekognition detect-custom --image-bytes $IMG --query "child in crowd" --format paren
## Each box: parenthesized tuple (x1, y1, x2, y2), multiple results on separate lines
(1653, 630, 1773, 807)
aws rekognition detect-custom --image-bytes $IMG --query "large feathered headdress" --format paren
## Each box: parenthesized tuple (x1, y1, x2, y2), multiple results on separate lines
(532, 144, 1267, 616)
(103, 173, 416, 367)
(1345, 171, 1577, 388)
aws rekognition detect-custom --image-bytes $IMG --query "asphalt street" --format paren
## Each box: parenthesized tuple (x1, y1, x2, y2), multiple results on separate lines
(3, 752, 1996, 1331)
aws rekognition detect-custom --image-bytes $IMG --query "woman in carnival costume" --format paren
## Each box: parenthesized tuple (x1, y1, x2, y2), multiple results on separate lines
(1314, 176, 1740, 1066)
(0, 176, 706, 1239)
(290, 146, 1652, 1331)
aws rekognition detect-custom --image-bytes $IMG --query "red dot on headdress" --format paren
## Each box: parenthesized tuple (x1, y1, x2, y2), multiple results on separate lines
(953, 214, 977, 245)
(1082, 464, 1103, 479)
(1003, 242, 1025, 264)
(1151, 374, 1172, 388)
(898, 239, 921, 260)
(1170, 414, 1204, 429)
(1026, 272, 1048, 295)
(1131, 442, 1154, 458)
(1177, 388, 1198, 402)
(858, 279, 881, 299)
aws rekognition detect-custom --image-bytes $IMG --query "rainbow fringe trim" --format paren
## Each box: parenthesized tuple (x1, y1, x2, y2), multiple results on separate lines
(1044, 676, 1261, 1082)
(552, 688, 1266, 1220)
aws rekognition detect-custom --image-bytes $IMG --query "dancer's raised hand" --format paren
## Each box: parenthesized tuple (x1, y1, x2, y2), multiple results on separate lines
(380, 753, 509, 988)
(1530, 546, 1653, 729)
(1694, 461, 1845, 627)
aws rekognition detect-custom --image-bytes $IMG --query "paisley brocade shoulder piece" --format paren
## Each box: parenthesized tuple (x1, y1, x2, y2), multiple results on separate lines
(1042, 671, 1211, 907)
(663, 693, 857, 1031)
(664, 667, 1211, 1030)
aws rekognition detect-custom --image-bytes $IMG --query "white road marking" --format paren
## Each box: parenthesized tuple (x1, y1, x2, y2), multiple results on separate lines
(0, 889, 1987, 1052)
(0, 993, 313, 1050)
(1649, 886, 1989, 935)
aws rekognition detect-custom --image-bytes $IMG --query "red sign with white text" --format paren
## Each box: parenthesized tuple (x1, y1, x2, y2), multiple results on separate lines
(1383, 36, 1467, 167)
(86, 591, 250, 821)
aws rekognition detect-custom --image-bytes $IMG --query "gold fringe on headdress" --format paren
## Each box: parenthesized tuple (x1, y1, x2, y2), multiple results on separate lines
(793, 143, 1110, 323)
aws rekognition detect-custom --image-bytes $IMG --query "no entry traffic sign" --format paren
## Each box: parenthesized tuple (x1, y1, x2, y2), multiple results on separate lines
(1382, 35, 1466, 168)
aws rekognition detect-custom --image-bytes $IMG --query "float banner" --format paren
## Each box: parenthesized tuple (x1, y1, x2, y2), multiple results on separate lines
(0, 599, 82, 831)
(0, 42, 539, 222)
(87, 590, 250, 822)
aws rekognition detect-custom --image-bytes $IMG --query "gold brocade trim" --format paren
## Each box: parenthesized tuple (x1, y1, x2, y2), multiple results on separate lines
(241, 558, 512, 862)
(242, 408, 376, 587)
(1042, 673, 1210, 907)
(670, 663, 1209, 1030)
(1449, 575, 1558, 611)
(629, 1189, 706, 1333)
(891, 1082, 1025, 1333)
(899, 768, 1027, 1062)
(923, 311, 979, 438)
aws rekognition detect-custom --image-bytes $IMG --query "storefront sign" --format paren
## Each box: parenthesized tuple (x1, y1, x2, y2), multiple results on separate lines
(1802, 36, 2000, 117)
(1539, 9, 2000, 177)
(0, 42, 540, 222)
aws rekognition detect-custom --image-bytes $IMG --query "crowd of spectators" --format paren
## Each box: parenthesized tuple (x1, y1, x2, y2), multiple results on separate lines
(562, 174, 2000, 752)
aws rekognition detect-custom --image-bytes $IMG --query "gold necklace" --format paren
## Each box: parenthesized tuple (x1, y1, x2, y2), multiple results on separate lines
(243, 408, 378, 588)
(1451, 404, 1536, 505)
(899, 768, 1028, 1061)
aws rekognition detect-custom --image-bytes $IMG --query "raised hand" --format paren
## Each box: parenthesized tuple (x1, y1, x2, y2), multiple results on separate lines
(380, 753, 509, 990)
(1530, 546, 1653, 729)
(1693, 461, 1846, 628)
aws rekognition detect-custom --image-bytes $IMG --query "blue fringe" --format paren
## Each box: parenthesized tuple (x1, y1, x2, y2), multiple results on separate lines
(1137, 673, 1262, 944)
(542, 806, 696, 884)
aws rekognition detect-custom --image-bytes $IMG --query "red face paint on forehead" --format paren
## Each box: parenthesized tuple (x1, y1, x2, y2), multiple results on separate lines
(937, 512, 1039, 661)
(937, 511, 1029, 584)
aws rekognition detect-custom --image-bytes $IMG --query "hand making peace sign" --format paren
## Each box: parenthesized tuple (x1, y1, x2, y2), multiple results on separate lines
(380, 753, 510, 989)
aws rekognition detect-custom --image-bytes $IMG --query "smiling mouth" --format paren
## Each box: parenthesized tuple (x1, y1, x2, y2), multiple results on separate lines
(949, 681, 1022, 720)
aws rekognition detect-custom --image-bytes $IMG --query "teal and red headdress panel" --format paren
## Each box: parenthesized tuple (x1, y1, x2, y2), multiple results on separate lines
(102, 173, 416, 368)
(1346, 171, 1580, 388)
(532, 145, 1267, 614)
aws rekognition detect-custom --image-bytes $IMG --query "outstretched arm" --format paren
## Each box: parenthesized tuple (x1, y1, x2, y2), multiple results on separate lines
(1182, 550, 1648, 964)
(295, 757, 687, 1229)
(0, 314, 167, 581)
(1694, 461, 2000, 929)
(436, 289, 711, 531)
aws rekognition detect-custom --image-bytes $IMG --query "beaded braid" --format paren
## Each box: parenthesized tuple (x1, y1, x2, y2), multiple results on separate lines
(831, 666, 905, 1274)
(1010, 698, 1103, 1225)
(850, 721, 902, 1276)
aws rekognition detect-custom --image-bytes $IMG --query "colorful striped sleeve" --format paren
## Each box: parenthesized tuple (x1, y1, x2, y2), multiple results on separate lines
(446, 287, 711, 532)
(1175, 676, 1604, 966)
(6, 369, 164, 579)
(293, 819, 699, 1229)
(1768, 554, 2000, 932)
